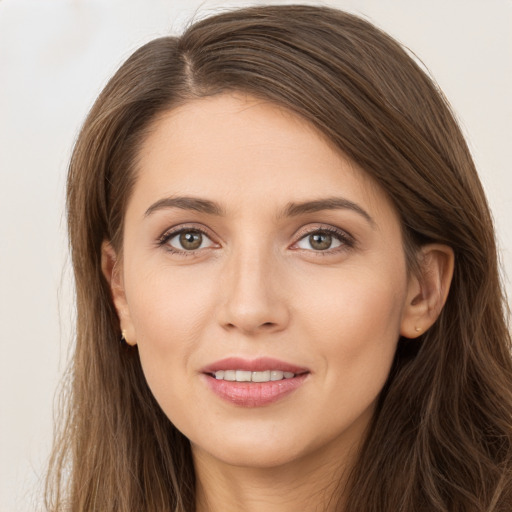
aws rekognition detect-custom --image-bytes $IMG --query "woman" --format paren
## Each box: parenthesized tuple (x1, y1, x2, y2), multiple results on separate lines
(46, 4, 512, 511)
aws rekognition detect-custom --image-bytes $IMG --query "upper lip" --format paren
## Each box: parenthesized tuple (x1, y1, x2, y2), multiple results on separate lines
(201, 357, 309, 375)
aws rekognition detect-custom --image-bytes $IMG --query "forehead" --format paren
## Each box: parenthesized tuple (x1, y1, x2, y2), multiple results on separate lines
(131, 93, 394, 220)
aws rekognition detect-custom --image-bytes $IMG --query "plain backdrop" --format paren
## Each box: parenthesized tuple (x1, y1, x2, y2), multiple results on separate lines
(0, 0, 511, 510)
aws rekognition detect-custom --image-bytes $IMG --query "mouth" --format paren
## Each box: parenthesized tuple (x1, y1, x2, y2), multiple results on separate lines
(211, 369, 297, 382)
(201, 357, 310, 407)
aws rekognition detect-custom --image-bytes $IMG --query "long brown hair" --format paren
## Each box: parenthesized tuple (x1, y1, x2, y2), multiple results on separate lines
(46, 5, 512, 511)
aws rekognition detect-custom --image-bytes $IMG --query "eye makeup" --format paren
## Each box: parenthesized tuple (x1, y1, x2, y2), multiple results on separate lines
(155, 221, 356, 259)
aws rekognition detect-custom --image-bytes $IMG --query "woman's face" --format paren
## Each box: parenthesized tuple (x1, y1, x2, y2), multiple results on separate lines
(112, 93, 419, 470)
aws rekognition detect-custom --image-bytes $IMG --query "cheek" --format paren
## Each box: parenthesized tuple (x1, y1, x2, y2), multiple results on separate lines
(127, 261, 216, 336)
(123, 266, 220, 428)
(300, 264, 406, 381)
(124, 263, 220, 387)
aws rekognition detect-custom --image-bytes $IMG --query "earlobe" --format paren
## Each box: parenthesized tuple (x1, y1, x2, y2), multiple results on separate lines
(400, 244, 454, 339)
(101, 241, 137, 346)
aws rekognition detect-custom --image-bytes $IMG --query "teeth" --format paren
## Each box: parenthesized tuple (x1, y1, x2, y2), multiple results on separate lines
(224, 370, 235, 381)
(214, 369, 296, 382)
(236, 370, 252, 382)
(252, 370, 271, 382)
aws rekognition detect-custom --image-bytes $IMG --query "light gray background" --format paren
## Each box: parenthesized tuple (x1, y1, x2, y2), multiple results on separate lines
(1, 0, 510, 510)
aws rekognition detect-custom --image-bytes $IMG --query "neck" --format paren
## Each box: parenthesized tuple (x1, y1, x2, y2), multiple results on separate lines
(193, 440, 358, 512)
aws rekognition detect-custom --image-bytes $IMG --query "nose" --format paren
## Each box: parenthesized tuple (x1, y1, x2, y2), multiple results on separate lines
(216, 244, 290, 336)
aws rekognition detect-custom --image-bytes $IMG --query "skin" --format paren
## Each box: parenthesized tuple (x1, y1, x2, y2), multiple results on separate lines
(103, 93, 453, 512)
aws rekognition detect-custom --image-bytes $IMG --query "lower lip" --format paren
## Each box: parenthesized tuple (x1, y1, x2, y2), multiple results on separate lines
(204, 373, 309, 407)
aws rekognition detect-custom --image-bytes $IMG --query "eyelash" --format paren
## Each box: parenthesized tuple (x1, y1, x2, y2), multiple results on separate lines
(157, 224, 355, 256)
(292, 226, 355, 254)
(157, 225, 216, 256)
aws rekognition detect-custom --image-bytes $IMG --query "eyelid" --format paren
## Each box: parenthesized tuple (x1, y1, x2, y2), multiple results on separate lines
(156, 222, 355, 255)
(290, 224, 355, 252)
(157, 224, 220, 253)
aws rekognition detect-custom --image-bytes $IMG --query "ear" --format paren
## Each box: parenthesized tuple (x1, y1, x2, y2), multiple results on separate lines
(101, 241, 137, 346)
(400, 244, 454, 339)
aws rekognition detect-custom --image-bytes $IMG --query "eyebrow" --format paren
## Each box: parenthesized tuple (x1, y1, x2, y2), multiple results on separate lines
(144, 196, 225, 217)
(144, 195, 375, 227)
(281, 197, 376, 227)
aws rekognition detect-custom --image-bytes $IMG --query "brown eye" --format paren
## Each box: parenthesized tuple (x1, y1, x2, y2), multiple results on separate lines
(296, 229, 345, 252)
(309, 233, 333, 250)
(165, 229, 215, 252)
(179, 231, 203, 250)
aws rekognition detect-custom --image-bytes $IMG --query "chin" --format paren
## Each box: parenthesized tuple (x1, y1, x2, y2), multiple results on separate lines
(200, 441, 306, 470)
(186, 422, 308, 468)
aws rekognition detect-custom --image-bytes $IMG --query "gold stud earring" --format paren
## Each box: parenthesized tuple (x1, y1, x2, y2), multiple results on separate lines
(414, 326, 421, 333)
(121, 329, 127, 342)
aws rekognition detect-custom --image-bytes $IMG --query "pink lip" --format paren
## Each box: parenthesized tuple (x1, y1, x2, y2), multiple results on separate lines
(201, 357, 310, 408)
(201, 357, 308, 374)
